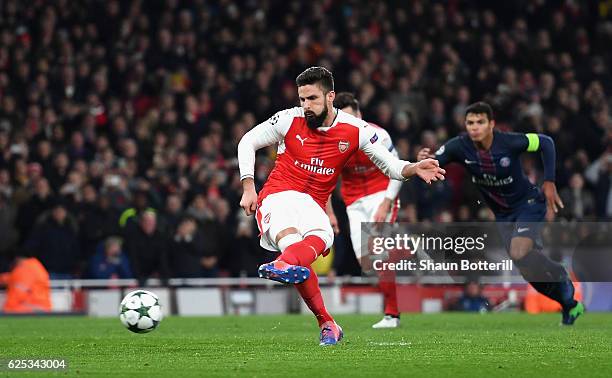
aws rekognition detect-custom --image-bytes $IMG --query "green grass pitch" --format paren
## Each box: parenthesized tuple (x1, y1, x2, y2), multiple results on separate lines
(2, 313, 611, 377)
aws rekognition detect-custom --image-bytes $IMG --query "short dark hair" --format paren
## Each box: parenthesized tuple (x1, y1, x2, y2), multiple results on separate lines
(465, 101, 494, 121)
(295, 66, 334, 93)
(334, 92, 360, 112)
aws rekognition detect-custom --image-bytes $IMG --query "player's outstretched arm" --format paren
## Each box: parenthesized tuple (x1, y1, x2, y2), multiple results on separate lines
(361, 142, 445, 184)
(359, 125, 446, 183)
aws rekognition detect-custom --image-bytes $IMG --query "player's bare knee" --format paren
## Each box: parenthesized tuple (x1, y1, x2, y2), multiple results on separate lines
(277, 233, 303, 252)
(509, 237, 533, 260)
(274, 227, 300, 244)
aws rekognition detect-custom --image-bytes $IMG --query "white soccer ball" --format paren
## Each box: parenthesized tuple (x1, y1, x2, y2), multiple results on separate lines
(119, 290, 162, 333)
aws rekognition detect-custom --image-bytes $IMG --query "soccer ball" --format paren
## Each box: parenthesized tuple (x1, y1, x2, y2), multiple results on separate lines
(119, 290, 162, 333)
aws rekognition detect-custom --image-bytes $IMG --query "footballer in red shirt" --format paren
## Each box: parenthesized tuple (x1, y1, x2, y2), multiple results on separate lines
(238, 67, 445, 345)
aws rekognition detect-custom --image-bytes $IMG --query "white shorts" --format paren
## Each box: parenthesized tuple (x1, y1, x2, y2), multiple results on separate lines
(346, 191, 399, 259)
(256, 191, 334, 252)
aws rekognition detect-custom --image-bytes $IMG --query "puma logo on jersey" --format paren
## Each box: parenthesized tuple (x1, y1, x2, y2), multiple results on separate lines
(296, 134, 308, 146)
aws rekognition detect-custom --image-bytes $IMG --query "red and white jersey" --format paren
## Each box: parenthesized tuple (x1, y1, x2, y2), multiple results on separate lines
(238, 107, 409, 209)
(340, 123, 402, 206)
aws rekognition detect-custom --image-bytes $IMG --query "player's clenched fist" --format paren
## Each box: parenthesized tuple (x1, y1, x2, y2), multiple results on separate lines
(240, 190, 258, 216)
(240, 178, 258, 216)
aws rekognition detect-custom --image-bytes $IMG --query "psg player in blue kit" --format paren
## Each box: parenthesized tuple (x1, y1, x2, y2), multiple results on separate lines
(418, 102, 584, 325)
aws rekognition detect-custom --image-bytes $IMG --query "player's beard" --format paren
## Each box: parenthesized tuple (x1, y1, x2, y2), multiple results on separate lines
(305, 107, 328, 129)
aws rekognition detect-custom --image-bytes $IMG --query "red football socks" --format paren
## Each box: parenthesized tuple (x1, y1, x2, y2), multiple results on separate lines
(296, 265, 334, 326)
(379, 280, 399, 317)
(378, 249, 400, 317)
(275, 235, 332, 326)
(278, 235, 326, 267)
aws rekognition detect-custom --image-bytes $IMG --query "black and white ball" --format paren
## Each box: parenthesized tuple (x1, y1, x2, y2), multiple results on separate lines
(119, 290, 162, 333)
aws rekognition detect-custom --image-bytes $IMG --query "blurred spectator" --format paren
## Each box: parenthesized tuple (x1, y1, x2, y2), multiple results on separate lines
(162, 193, 184, 232)
(585, 151, 612, 220)
(48, 152, 70, 192)
(88, 236, 133, 279)
(0, 191, 18, 267)
(169, 216, 219, 278)
(452, 280, 490, 312)
(185, 193, 213, 222)
(559, 173, 596, 220)
(0, 168, 12, 199)
(24, 198, 80, 279)
(230, 208, 262, 277)
(0, 253, 51, 313)
(100, 173, 130, 210)
(123, 210, 168, 284)
(76, 184, 107, 257)
(15, 178, 53, 243)
(119, 188, 157, 230)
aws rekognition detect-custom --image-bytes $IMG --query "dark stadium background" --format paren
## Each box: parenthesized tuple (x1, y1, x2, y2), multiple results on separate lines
(0, 0, 610, 282)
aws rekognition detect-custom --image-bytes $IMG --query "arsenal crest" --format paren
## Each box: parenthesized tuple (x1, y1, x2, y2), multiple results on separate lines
(338, 141, 350, 153)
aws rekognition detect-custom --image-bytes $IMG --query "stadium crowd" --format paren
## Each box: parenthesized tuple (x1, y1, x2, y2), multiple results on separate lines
(0, 0, 610, 279)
